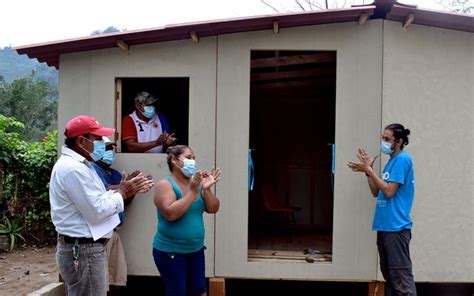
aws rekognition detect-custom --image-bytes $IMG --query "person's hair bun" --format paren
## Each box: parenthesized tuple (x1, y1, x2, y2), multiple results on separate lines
(404, 129, 411, 136)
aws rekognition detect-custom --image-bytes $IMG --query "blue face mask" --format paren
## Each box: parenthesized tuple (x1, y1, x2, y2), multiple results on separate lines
(143, 105, 155, 119)
(180, 159, 196, 177)
(85, 139, 106, 161)
(380, 141, 394, 155)
(102, 150, 115, 165)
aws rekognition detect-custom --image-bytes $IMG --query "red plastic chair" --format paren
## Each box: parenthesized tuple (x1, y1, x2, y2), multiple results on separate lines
(260, 183, 301, 225)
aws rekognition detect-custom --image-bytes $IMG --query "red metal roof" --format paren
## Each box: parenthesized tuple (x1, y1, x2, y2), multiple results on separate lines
(15, 2, 473, 69)
(14, 6, 375, 69)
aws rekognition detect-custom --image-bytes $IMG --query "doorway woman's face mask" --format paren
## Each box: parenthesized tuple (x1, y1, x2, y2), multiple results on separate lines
(179, 158, 197, 177)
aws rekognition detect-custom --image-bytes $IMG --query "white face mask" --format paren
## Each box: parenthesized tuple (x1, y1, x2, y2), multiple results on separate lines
(81, 137, 106, 161)
(101, 150, 115, 165)
(179, 159, 196, 177)
(380, 141, 395, 155)
(143, 105, 156, 118)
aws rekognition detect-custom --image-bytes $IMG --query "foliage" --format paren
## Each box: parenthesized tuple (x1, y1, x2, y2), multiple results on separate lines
(0, 215, 25, 251)
(0, 51, 59, 247)
(0, 115, 25, 166)
(0, 117, 57, 246)
(0, 77, 57, 142)
(20, 131, 58, 243)
(20, 131, 57, 197)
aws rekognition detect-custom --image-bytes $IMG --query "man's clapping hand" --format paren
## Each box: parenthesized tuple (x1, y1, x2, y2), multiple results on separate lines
(119, 172, 154, 199)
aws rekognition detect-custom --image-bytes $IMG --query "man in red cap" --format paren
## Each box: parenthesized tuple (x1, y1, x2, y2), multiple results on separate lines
(49, 115, 154, 296)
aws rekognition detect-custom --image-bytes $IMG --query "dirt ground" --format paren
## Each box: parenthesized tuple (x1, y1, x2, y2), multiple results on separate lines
(0, 246, 472, 296)
(0, 245, 57, 296)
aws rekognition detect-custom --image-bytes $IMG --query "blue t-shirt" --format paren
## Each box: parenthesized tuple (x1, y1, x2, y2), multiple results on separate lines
(92, 162, 125, 224)
(153, 176, 205, 253)
(372, 151, 415, 232)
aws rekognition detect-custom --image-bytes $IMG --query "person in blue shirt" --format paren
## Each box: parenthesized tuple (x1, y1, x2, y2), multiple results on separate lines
(92, 137, 146, 290)
(347, 123, 416, 296)
(152, 145, 221, 296)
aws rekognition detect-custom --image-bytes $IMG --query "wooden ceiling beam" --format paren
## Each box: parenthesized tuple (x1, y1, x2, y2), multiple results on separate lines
(251, 89, 334, 97)
(251, 68, 335, 81)
(190, 31, 199, 43)
(116, 39, 129, 52)
(358, 12, 369, 26)
(403, 13, 415, 28)
(251, 78, 335, 91)
(273, 20, 280, 34)
(251, 53, 336, 68)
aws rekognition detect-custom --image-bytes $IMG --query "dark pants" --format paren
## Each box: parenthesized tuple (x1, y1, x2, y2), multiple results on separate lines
(377, 229, 417, 296)
(153, 247, 206, 296)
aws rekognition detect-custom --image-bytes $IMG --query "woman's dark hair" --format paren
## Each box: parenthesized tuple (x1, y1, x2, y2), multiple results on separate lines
(166, 145, 190, 171)
(385, 123, 410, 150)
(64, 129, 78, 149)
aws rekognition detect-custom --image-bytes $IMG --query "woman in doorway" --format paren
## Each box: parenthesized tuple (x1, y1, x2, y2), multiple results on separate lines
(347, 123, 416, 296)
(152, 145, 220, 296)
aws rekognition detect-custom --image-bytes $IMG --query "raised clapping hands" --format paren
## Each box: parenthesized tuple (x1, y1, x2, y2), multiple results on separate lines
(119, 172, 155, 198)
(189, 168, 221, 195)
(347, 148, 378, 174)
(157, 132, 177, 147)
(165, 134, 177, 146)
(190, 171, 203, 194)
(200, 167, 221, 190)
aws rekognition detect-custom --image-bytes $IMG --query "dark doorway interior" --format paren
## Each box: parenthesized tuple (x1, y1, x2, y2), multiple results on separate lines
(247, 50, 336, 262)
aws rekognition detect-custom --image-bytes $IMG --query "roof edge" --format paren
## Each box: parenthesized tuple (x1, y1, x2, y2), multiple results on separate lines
(14, 3, 473, 69)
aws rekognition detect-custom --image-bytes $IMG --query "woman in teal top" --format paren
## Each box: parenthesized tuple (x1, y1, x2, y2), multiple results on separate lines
(348, 123, 416, 296)
(153, 145, 220, 296)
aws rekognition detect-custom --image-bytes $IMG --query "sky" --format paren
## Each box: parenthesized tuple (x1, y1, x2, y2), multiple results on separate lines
(1, 0, 447, 48)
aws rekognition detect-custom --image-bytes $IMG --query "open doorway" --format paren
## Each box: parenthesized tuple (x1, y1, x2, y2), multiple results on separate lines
(247, 50, 336, 263)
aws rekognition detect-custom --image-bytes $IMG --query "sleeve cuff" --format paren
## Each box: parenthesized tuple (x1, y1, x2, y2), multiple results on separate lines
(112, 191, 125, 213)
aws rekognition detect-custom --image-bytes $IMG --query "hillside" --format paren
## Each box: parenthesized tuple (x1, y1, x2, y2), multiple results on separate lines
(0, 46, 58, 87)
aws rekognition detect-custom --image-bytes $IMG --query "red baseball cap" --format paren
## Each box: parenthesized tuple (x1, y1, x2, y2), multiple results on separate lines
(65, 115, 115, 138)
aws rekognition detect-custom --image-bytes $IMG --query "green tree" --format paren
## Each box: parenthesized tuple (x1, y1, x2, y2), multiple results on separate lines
(20, 131, 57, 244)
(0, 115, 25, 206)
(0, 116, 57, 246)
(0, 77, 57, 142)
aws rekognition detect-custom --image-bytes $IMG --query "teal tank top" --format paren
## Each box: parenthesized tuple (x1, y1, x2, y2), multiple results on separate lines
(153, 176, 205, 253)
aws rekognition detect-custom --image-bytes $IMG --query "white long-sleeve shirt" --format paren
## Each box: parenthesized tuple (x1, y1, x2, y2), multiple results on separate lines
(49, 146, 124, 238)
